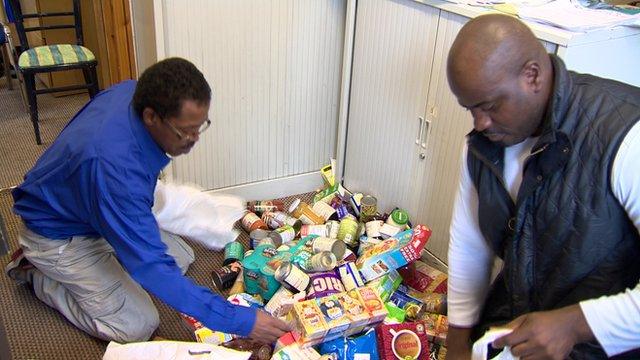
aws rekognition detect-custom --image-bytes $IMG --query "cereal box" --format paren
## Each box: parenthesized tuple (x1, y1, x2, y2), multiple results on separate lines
(179, 313, 234, 345)
(292, 300, 329, 344)
(365, 268, 402, 302)
(356, 225, 431, 281)
(376, 321, 429, 360)
(398, 260, 448, 294)
(316, 294, 351, 341)
(349, 286, 388, 326)
(334, 291, 369, 334)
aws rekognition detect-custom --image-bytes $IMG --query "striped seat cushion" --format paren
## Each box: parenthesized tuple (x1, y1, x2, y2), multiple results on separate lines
(18, 44, 95, 69)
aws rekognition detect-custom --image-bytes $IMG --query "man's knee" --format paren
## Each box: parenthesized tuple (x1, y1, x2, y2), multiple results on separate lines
(100, 305, 160, 343)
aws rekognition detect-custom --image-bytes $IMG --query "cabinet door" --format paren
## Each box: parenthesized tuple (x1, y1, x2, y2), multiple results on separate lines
(414, 12, 559, 262)
(157, 0, 346, 190)
(414, 11, 472, 262)
(343, 0, 439, 216)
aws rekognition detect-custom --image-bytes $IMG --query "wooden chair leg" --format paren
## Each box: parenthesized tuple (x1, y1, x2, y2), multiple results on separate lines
(1, 45, 12, 90)
(23, 72, 41, 145)
(82, 66, 99, 99)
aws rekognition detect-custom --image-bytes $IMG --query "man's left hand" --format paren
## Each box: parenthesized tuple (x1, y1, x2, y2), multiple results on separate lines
(492, 304, 594, 360)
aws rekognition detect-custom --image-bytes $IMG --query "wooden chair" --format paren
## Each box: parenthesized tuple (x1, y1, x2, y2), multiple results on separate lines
(8, 0, 99, 144)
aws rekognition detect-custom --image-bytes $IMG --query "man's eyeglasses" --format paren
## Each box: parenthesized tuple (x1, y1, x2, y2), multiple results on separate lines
(162, 118, 211, 141)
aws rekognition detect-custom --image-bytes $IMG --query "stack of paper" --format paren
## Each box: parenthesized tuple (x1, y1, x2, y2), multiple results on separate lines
(517, 0, 640, 31)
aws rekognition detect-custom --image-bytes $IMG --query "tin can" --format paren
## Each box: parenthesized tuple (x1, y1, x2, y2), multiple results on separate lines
(387, 208, 409, 228)
(272, 225, 295, 245)
(300, 224, 329, 237)
(304, 251, 337, 272)
(360, 195, 378, 222)
(228, 269, 246, 295)
(274, 262, 310, 293)
(224, 339, 273, 360)
(241, 212, 268, 232)
(247, 200, 285, 214)
(337, 262, 365, 291)
(289, 199, 325, 225)
(224, 241, 245, 266)
(337, 214, 359, 248)
(365, 220, 384, 238)
(327, 220, 340, 239)
(311, 237, 346, 259)
(249, 229, 271, 249)
(212, 261, 243, 291)
(312, 201, 339, 222)
(262, 211, 302, 233)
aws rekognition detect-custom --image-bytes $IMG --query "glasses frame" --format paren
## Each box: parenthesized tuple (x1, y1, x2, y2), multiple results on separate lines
(161, 117, 211, 141)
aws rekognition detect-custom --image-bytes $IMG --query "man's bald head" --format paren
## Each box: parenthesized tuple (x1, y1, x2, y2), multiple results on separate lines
(448, 14, 548, 85)
(446, 14, 554, 147)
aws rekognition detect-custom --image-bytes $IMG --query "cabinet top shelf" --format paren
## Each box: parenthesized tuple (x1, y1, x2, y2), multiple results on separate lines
(413, 0, 640, 47)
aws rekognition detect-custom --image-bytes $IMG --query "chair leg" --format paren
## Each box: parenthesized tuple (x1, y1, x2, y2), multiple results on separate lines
(83, 66, 99, 99)
(1, 45, 12, 90)
(23, 73, 41, 145)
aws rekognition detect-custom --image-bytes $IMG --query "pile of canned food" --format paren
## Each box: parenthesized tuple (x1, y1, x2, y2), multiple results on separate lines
(183, 176, 449, 360)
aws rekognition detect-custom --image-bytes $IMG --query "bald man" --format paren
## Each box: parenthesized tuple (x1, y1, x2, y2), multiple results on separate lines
(446, 14, 640, 359)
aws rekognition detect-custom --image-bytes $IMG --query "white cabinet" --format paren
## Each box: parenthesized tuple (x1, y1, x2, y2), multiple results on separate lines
(343, 0, 640, 262)
(343, 0, 440, 218)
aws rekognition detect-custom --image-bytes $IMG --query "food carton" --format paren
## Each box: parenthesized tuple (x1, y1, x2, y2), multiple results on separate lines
(356, 225, 431, 281)
(348, 286, 388, 326)
(292, 300, 329, 345)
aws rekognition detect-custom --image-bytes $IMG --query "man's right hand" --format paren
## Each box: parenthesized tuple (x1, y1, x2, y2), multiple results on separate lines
(248, 310, 291, 344)
(446, 326, 473, 360)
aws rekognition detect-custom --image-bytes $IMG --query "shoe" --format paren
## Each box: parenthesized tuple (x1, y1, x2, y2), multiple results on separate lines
(4, 248, 34, 285)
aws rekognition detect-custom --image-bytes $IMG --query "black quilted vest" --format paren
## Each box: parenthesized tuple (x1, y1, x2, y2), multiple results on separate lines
(467, 56, 640, 359)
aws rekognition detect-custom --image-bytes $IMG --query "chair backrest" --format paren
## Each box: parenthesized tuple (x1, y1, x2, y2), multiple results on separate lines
(7, 0, 83, 52)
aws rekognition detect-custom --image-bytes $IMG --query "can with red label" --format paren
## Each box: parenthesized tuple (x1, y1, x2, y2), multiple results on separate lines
(247, 200, 285, 214)
(300, 224, 329, 237)
(242, 212, 269, 232)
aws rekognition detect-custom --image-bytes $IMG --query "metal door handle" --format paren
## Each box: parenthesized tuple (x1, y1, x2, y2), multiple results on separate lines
(421, 118, 431, 149)
(416, 117, 424, 145)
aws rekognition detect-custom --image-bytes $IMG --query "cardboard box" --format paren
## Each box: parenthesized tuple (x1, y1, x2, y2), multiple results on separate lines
(348, 286, 388, 326)
(376, 321, 430, 360)
(356, 225, 431, 281)
(292, 300, 329, 344)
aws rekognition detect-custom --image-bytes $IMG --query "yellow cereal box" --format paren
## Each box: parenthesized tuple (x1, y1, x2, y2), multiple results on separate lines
(349, 286, 388, 326)
(316, 294, 350, 340)
(292, 300, 329, 344)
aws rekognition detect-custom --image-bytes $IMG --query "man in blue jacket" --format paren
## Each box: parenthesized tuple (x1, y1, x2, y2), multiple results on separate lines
(6, 57, 290, 343)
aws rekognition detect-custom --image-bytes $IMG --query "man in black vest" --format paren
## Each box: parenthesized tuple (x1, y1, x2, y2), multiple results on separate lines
(445, 14, 640, 359)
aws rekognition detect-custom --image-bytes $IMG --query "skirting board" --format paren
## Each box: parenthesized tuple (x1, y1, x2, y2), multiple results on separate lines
(206, 171, 325, 201)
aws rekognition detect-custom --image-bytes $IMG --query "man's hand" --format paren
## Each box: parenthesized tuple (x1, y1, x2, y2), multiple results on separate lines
(446, 326, 473, 360)
(492, 305, 594, 360)
(248, 310, 291, 344)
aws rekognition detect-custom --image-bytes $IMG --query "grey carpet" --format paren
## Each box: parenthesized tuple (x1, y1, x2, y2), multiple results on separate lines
(0, 75, 316, 359)
(0, 77, 89, 190)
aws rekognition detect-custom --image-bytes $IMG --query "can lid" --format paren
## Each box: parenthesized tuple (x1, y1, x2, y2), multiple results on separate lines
(361, 195, 377, 206)
(288, 198, 301, 214)
(391, 209, 409, 225)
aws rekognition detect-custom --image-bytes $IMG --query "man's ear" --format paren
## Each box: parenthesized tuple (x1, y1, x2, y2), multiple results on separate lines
(142, 107, 157, 126)
(522, 60, 543, 93)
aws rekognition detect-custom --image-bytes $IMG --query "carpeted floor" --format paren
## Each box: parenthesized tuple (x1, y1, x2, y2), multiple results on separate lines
(0, 76, 315, 359)
(0, 77, 90, 190)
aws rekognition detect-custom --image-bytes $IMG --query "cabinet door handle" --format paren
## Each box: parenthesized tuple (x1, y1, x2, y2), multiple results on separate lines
(416, 117, 424, 145)
(421, 118, 431, 149)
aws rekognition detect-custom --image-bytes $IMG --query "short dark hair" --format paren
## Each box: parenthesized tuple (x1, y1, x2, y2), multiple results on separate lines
(133, 57, 211, 119)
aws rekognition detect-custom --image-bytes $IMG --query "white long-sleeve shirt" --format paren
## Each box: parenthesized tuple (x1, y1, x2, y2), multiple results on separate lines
(448, 122, 640, 357)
